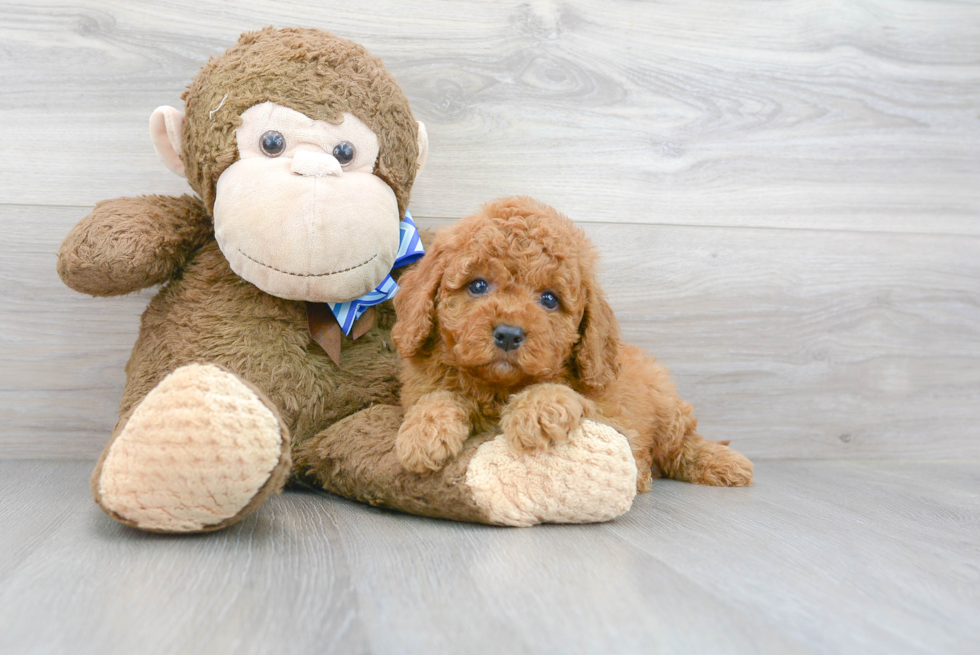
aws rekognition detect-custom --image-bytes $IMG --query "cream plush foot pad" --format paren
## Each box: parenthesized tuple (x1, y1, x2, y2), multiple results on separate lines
(465, 420, 637, 527)
(98, 364, 287, 532)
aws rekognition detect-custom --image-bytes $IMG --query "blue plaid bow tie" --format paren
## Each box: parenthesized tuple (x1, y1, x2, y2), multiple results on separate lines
(327, 210, 425, 335)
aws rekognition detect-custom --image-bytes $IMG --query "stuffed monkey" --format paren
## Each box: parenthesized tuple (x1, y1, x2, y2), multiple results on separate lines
(57, 28, 636, 532)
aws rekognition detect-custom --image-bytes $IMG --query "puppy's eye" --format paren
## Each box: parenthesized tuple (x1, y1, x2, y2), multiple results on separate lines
(333, 141, 355, 165)
(260, 131, 286, 157)
(539, 291, 560, 310)
(468, 279, 490, 296)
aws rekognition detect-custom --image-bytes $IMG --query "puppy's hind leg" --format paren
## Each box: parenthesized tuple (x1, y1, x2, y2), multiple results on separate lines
(668, 434, 754, 486)
(656, 403, 754, 487)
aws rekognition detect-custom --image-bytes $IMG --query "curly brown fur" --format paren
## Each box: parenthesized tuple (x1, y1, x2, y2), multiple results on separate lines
(392, 196, 754, 490)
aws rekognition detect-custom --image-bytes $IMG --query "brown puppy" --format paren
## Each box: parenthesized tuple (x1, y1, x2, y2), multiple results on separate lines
(391, 197, 753, 491)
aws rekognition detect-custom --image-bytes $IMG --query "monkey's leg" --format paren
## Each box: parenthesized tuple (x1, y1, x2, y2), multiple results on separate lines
(293, 406, 637, 527)
(92, 364, 292, 533)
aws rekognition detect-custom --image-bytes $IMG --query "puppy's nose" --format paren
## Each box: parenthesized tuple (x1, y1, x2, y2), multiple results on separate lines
(493, 324, 525, 352)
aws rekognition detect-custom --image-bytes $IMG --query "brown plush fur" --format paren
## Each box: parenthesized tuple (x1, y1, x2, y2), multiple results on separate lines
(60, 193, 409, 450)
(391, 197, 754, 490)
(292, 404, 497, 523)
(181, 27, 420, 217)
(57, 29, 426, 524)
(57, 195, 213, 297)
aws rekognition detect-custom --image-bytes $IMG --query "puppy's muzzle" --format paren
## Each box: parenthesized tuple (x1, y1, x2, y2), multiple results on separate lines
(493, 324, 525, 352)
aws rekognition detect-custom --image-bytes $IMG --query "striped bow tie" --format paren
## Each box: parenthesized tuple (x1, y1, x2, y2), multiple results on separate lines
(329, 210, 425, 334)
(307, 211, 425, 365)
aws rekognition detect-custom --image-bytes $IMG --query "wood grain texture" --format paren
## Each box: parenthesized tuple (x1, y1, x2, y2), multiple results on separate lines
(3, 8, 976, 652)
(3, 206, 979, 459)
(0, 0, 978, 233)
(1, 1, 978, 459)
(0, 461, 370, 655)
(1, 459, 977, 655)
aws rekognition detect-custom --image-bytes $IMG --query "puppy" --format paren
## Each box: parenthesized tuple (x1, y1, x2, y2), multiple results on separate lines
(391, 197, 753, 490)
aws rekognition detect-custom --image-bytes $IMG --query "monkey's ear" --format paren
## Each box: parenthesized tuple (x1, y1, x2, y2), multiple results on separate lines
(391, 241, 445, 358)
(149, 106, 186, 178)
(415, 122, 429, 174)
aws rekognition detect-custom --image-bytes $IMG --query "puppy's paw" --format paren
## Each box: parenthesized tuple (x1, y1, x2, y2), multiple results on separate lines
(396, 395, 471, 474)
(689, 441, 755, 487)
(501, 383, 594, 454)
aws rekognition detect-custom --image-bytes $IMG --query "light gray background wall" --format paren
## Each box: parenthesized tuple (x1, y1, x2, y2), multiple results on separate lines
(2, 0, 978, 459)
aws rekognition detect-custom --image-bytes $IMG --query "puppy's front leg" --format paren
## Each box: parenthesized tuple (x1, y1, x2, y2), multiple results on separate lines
(501, 383, 595, 454)
(396, 391, 473, 474)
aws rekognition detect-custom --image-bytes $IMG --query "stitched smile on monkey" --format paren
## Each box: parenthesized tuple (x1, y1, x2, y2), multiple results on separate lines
(212, 102, 402, 302)
(149, 51, 428, 304)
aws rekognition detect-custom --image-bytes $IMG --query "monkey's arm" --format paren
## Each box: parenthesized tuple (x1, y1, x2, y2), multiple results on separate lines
(58, 194, 212, 296)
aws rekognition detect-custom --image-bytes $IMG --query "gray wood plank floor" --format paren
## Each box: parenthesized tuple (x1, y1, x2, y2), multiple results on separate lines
(2, 5, 978, 653)
(1, 459, 977, 655)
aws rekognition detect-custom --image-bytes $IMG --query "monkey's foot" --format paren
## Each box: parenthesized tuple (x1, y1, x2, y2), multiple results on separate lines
(466, 420, 637, 526)
(93, 364, 291, 532)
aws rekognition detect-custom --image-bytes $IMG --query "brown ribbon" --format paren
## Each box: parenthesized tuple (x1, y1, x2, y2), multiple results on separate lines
(306, 303, 376, 366)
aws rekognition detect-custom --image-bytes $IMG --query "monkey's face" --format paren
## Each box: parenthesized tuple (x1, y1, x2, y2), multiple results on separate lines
(212, 102, 401, 303)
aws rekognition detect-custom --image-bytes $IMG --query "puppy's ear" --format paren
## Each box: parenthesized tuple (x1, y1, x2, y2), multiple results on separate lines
(392, 241, 446, 358)
(573, 279, 621, 388)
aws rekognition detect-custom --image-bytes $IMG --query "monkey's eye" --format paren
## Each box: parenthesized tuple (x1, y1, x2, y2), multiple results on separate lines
(333, 141, 356, 166)
(260, 131, 286, 157)
(539, 291, 560, 310)
(468, 279, 490, 296)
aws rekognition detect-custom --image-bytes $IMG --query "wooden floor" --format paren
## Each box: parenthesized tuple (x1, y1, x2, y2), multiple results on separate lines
(0, 459, 976, 655)
(1, 4, 978, 654)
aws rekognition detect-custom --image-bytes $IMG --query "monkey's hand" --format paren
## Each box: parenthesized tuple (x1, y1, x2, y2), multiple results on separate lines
(396, 391, 473, 474)
(57, 194, 212, 296)
(501, 383, 595, 454)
